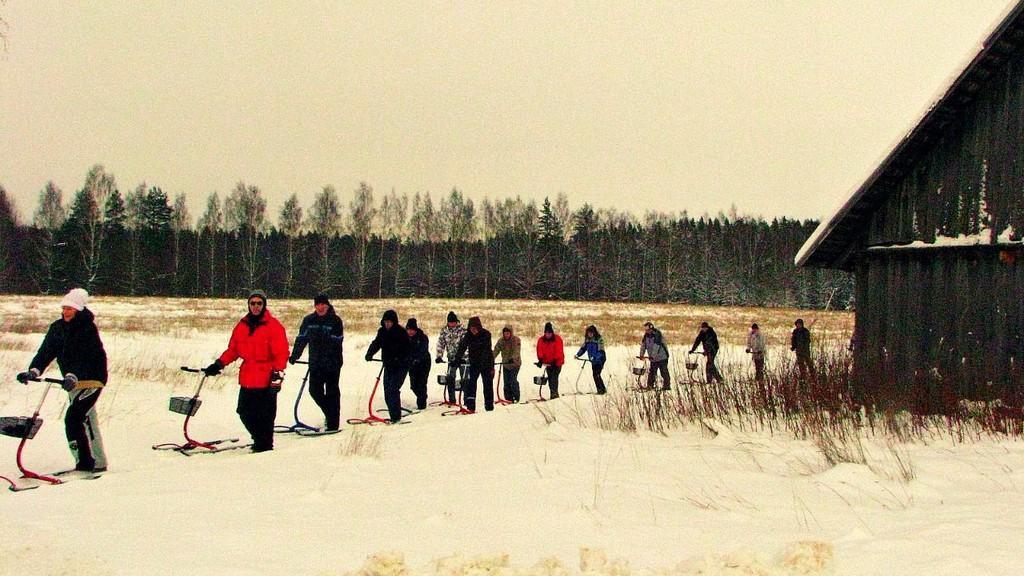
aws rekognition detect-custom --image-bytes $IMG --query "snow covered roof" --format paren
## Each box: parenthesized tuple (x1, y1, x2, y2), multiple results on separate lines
(796, 1, 1024, 270)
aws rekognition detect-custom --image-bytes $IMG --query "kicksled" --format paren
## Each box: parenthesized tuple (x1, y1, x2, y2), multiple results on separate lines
(1, 374, 102, 492)
(151, 367, 251, 455)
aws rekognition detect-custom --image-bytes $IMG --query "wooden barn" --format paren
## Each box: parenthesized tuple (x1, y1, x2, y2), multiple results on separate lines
(797, 3, 1024, 406)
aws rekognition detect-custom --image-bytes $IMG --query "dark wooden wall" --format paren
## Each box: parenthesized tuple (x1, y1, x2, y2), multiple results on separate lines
(865, 40, 1024, 247)
(853, 246, 1023, 405)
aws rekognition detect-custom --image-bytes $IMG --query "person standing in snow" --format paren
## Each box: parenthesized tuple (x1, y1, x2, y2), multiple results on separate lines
(492, 325, 522, 403)
(536, 322, 565, 399)
(453, 316, 495, 412)
(688, 321, 723, 384)
(791, 318, 815, 381)
(745, 323, 767, 382)
(204, 289, 289, 453)
(574, 324, 607, 394)
(641, 321, 672, 390)
(17, 288, 109, 472)
(365, 309, 411, 423)
(288, 293, 344, 431)
(435, 311, 467, 405)
(405, 318, 431, 410)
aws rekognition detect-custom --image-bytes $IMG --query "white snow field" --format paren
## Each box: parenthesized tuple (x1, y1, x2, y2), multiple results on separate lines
(0, 296, 1021, 576)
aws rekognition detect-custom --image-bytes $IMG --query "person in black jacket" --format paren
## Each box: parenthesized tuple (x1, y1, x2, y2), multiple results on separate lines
(16, 288, 108, 472)
(453, 316, 495, 412)
(791, 318, 815, 380)
(405, 318, 431, 410)
(289, 294, 344, 431)
(689, 321, 724, 384)
(365, 309, 410, 423)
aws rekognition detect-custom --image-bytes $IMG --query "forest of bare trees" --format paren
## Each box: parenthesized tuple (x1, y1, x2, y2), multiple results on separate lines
(0, 165, 852, 308)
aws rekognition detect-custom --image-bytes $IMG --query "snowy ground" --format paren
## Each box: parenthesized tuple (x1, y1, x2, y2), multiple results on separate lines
(0, 297, 1021, 575)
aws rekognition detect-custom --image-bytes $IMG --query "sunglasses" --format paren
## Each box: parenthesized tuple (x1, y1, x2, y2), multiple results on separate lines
(248, 300, 265, 307)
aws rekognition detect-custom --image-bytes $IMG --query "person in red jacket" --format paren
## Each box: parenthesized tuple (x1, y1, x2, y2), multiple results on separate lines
(535, 322, 565, 399)
(204, 289, 289, 452)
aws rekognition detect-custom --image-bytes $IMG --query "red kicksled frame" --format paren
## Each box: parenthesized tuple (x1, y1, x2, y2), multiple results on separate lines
(151, 367, 241, 454)
(1, 375, 68, 491)
(346, 360, 392, 425)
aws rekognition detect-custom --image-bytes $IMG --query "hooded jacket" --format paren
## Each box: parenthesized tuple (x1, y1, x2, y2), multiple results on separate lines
(536, 332, 565, 367)
(218, 308, 290, 389)
(576, 325, 607, 367)
(492, 325, 522, 368)
(30, 307, 108, 385)
(291, 305, 344, 371)
(453, 316, 494, 368)
(366, 310, 411, 368)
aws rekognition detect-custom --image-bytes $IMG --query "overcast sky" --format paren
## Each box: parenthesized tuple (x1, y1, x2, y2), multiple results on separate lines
(0, 1, 1015, 224)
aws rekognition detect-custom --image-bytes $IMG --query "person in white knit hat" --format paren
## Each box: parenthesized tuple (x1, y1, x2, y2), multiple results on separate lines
(17, 288, 109, 473)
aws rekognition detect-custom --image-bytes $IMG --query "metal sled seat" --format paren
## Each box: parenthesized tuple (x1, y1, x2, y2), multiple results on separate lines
(0, 417, 43, 440)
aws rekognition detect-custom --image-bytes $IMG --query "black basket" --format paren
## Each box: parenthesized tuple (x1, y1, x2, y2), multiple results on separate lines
(533, 376, 547, 386)
(631, 367, 646, 376)
(437, 374, 452, 386)
(169, 396, 201, 416)
(0, 416, 43, 439)
(685, 360, 699, 370)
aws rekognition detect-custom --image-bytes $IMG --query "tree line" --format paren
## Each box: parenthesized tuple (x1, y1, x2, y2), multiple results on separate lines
(0, 164, 852, 308)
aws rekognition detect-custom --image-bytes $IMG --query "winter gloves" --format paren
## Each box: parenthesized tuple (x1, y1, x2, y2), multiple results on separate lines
(62, 373, 79, 391)
(534, 361, 543, 368)
(270, 370, 283, 389)
(435, 356, 444, 364)
(202, 360, 224, 377)
(16, 368, 40, 384)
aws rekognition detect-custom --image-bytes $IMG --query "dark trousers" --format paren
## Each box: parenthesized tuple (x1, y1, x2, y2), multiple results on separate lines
(237, 387, 278, 451)
(465, 365, 495, 411)
(383, 365, 408, 423)
(592, 363, 607, 394)
(547, 365, 562, 398)
(65, 388, 102, 469)
(706, 354, 723, 383)
(752, 354, 765, 382)
(647, 360, 671, 389)
(445, 363, 465, 404)
(796, 354, 815, 380)
(409, 364, 430, 410)
(502, 365, 521, 402)
(308, 367, 341, 430)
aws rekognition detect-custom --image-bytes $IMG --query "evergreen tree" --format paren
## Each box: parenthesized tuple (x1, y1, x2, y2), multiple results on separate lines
(142, 186, 173, 230)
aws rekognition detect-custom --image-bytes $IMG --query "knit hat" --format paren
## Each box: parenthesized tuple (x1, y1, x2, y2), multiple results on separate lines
(248, 289, 268, 303)
(447, 311, 459, 324)
(314, 293, 330, 306)
(544, 322, 554, 334)
(644, 321, 655, 329)
(406, 318, 419, 331)
(60, 288, 89, 311)
(468, 316, 482, 330)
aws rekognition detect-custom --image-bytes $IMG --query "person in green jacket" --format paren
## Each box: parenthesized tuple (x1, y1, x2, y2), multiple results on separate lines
(492, 325, 522, 403)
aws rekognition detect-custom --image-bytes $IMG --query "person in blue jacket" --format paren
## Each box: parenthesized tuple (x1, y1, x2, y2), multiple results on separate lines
(289, 294, 344, 431)
(574, 324, 607, 395)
